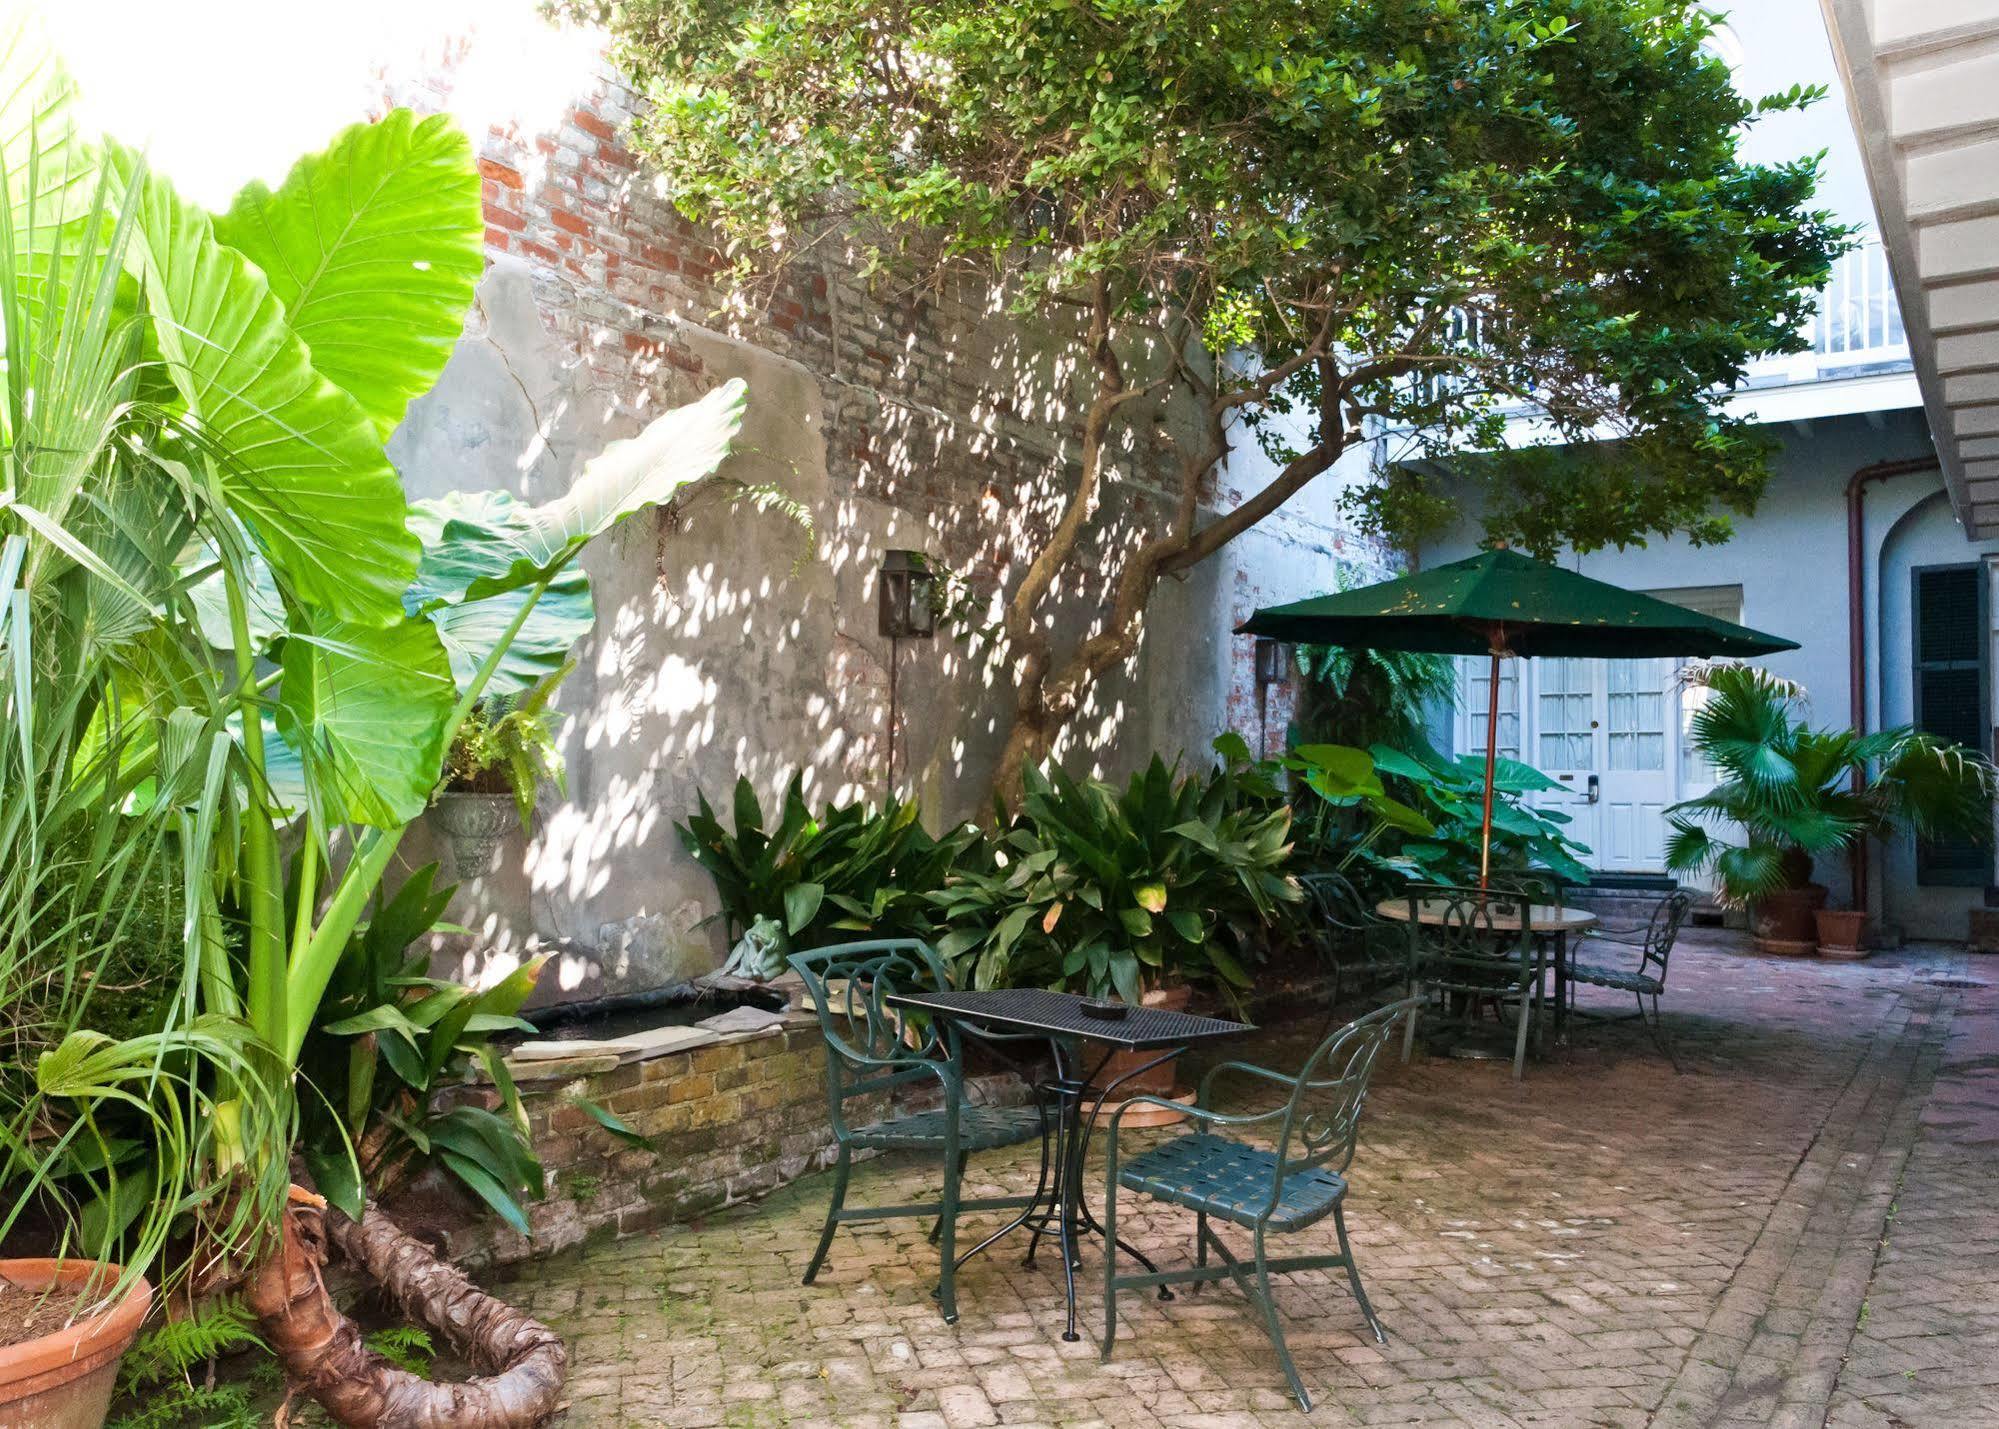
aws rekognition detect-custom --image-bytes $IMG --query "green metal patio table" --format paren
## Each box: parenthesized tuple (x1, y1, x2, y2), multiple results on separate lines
(886, 986, 1251, 1342)
(1377, 896, 1598, 1047)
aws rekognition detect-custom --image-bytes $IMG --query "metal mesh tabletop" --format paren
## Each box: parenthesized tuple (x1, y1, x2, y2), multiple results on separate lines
(888, 987, 1250, 1049)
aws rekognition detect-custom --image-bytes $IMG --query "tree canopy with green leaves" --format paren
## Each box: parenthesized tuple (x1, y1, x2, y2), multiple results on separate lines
(578, 0, 1847, 789)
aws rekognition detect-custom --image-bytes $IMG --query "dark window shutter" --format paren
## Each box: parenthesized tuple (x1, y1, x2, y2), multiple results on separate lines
(1913, 564, 1989, 886)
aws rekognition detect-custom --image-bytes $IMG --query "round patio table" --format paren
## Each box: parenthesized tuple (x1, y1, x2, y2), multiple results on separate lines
(1374, 898, 1597, 936)
(1375, 898, 1598, 1046)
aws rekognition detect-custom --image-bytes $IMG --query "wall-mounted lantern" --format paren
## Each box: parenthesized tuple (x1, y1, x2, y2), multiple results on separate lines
(878, 549, 938, 640)
(1253, 637, 1294, 759)
(1254, 637, 1293, 690)
(878, 550, 938, 802)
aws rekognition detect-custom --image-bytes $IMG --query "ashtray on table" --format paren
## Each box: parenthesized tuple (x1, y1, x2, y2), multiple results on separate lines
(1079, 999, 1129, 1021)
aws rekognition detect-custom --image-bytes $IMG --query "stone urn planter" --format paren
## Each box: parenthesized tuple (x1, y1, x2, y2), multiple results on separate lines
(431, 791, 515, 878)
(1752, 883, 1826, 956)
(0, 1260, 152, 1429)
(1814, 908, 1869, 960)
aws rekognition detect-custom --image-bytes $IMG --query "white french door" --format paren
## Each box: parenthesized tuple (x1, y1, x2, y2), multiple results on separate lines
(1455, 588, 1742, 875)
(1598, 657, 1673, 869)
(1533, 657, 1604, 859)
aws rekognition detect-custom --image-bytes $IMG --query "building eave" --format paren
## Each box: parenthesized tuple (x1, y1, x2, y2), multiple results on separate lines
(1819, 0, 1999, 540)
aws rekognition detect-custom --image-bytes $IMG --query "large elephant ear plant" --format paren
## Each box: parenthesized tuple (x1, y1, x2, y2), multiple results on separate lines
(0, 27, 749, 1427)
(1664, 663, 1995, 905)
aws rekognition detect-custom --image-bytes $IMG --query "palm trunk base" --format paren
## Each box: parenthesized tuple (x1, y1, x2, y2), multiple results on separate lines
(243, 1188, 566, 1429)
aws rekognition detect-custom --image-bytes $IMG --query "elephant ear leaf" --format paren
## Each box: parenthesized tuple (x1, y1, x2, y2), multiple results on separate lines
(107, 144, 418, 624)
(406, 491, 597, 697)
(415, 380, 749, 603)
(214, 109, 484, 442)
(275, 614, 456, 828)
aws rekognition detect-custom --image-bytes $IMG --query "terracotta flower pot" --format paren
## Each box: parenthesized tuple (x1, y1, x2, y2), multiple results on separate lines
(1815, 908, 1869, 960)
(1751, 883, 1827, 956)
(0, 1260, 151, 1429)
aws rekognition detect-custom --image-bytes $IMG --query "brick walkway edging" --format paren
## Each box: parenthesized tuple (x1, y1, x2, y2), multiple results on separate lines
(1652, 958, 1960, 1428)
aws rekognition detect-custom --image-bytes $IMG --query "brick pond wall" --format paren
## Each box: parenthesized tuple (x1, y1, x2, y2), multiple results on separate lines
(439, 1007, 1021, 1270)
(435, 969, 1335, 1270)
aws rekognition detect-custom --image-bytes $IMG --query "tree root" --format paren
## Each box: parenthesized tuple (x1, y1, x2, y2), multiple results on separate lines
(243, 1187, 566, 1428)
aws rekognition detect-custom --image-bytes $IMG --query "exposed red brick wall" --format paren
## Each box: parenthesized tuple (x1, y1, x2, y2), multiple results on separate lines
(378, 44, 1380, 774)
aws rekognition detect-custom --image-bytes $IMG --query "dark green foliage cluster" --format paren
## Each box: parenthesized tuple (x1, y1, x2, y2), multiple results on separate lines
(296, 864, 548, 1235)
(683, 732, 1589, 1005)
(930, 755, 1302, 1008)
(1293, 645, 1458, 752)
(678, 777, 979, 952)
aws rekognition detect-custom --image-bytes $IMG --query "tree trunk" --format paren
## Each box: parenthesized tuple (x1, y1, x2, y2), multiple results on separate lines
(243, 1188, 566, 1428)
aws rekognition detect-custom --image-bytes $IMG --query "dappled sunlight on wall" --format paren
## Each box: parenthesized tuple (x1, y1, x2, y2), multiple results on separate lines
(59, 0, 1369, 1002)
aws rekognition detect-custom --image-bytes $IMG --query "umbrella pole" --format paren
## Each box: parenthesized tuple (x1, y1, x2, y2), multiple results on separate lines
(1479, 648, 1501, 892)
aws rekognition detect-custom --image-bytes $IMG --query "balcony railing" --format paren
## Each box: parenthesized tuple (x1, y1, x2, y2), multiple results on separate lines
(1394, 238, 1912, 434)
(1743, 237, 1909, 386)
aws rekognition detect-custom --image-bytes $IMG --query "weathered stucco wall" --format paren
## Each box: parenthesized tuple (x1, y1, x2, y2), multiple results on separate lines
(376, 49, 1372, 1002)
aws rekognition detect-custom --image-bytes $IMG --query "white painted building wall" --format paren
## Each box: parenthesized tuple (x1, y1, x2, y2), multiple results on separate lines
(1412, 0, 1999, 941)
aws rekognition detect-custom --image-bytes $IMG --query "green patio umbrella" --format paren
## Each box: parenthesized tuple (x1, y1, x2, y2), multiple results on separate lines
(1238, 548, 1800, 887)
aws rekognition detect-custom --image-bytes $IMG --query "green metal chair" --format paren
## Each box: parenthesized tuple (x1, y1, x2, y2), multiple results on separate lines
(1101, 998, 1418, 1412)
(1297, 870, 1409, 1020)
(788, 939, 1050, 1323)
(1398, 882, 1544, 1080)
(1568, 890, 1693, 1073)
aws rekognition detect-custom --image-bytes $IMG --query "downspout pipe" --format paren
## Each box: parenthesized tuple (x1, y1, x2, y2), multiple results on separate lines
(1845, 455, 1941, 915)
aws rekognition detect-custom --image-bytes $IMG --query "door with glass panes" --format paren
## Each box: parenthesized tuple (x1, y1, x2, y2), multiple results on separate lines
(1530, 656, 1674, 871)
(1457, 587, 1740, 875)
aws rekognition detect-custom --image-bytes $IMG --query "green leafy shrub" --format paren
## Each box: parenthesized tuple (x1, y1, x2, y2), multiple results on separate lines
(929, 756, 1302, 1008)
(677, 776, 978, 955)
(296, 864, 547, 1233)
(1347, 743, 1593, 890)
(1293, 646, 1457, 751)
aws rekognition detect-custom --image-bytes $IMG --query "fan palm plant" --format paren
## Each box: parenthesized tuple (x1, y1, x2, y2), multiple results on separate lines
(1664, 663, 1995, 907)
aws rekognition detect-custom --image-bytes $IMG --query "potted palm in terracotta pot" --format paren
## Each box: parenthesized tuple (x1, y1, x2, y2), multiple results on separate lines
(1665, 664, 1994, 956)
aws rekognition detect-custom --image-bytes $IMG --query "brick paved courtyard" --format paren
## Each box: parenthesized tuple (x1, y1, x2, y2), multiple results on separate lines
(494, 931, 1999, 1428)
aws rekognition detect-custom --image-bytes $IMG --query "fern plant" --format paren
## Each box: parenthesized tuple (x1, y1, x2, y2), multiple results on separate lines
(1294, 645, 1456, 750)
(109, 1297, 271, 1429)
(442, 662, 572, 830)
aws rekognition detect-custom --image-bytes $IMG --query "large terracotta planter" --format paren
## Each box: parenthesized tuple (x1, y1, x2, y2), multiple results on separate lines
(0, 1260, 151, 1429)
(1086, 984, 1190, 1099)
(1815, 909, 1869, 960)
(1752, 884, 1827, 956)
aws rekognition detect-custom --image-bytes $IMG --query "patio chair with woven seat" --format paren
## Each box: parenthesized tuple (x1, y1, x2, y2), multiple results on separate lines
(788, 939, 1052, 1323)
(1297, 870, 1408, 1020)
(1568, 889, 1692, 1072)
(1100, 998, 1418, 1412)
(1398, 882, 1545, 1080)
